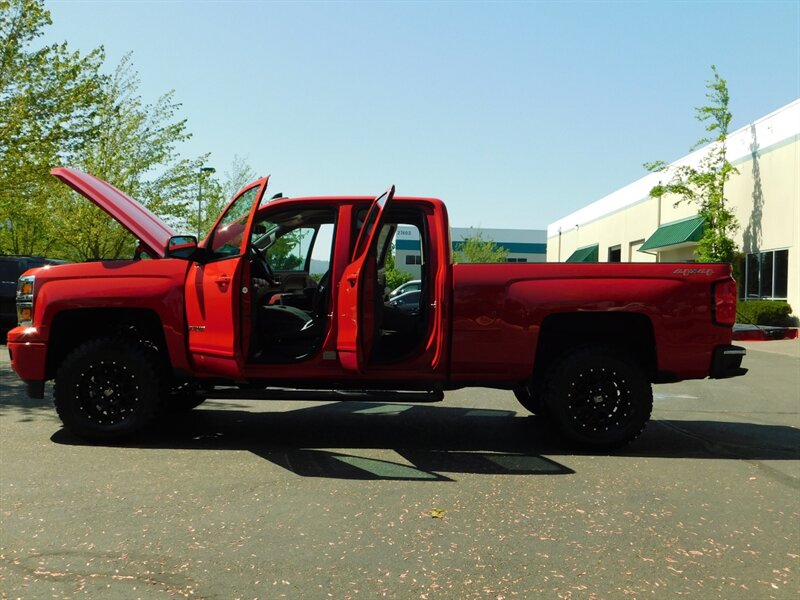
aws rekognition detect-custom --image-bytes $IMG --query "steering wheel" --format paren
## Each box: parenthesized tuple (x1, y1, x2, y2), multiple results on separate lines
(250, 245, 278, 285)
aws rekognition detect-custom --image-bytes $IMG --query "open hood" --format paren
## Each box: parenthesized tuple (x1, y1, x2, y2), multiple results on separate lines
(51, 167, 176, 258)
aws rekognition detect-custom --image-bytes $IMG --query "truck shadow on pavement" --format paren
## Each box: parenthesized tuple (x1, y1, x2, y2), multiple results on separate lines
(48, 399, 800, 481)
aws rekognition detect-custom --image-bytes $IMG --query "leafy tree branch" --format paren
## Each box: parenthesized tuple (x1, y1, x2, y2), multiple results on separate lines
(644, 65, 738, 264)
(453, 231, 509, 264)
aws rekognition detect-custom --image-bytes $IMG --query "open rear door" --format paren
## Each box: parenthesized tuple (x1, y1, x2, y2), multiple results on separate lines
(336, 185, 395, 372)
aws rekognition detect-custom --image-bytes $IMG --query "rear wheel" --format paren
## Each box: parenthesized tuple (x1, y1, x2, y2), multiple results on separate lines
(54, 337, 160, 441)
(543, 345, 652, 451)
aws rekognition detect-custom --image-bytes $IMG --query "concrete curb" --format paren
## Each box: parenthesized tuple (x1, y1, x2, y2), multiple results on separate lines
(732, 324, 799, 342)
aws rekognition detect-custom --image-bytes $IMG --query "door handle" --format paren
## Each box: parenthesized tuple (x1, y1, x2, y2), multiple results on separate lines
(346, 274, 357, 287)
(215, 275, 231, 286)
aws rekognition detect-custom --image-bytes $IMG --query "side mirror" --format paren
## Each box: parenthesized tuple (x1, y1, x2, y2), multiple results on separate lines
(166, 235, 200, 260)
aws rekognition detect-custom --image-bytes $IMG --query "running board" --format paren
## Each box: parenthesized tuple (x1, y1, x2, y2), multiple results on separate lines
(204, 387, 445, 403)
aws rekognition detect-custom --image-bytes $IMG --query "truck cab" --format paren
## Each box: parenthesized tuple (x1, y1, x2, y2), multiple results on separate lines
(176, 176, 451, 385)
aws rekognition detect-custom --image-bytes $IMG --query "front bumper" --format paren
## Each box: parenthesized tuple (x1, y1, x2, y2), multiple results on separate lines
(7, 326, 48, 397)
(709, 344, 747, 379)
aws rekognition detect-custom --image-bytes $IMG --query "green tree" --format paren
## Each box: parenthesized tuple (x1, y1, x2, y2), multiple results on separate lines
(0, 0, 105, 256)
(50, 53, 209, 260)
(384, 243, 412, 291)
(196, 155, 258, 239)
(267, 230, 305, 271)
(194, 168, 222, 241)
(222, 154, 258, 199)
(644, 66, 738, 263)
(453, 231, 509, 264)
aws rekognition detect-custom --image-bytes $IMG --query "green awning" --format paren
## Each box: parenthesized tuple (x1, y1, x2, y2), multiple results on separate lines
(566, 244, 599, 263)
(640, 215, 705, 252)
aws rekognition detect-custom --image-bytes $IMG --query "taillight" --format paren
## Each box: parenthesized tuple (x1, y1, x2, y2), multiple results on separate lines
(713, 279, 737, 326)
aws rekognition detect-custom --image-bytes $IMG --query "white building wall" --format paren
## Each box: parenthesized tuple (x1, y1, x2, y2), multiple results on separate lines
(547, 99, 800, 314)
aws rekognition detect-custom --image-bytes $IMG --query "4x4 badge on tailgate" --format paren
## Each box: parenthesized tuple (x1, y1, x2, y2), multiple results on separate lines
(673, 268, 714, 276)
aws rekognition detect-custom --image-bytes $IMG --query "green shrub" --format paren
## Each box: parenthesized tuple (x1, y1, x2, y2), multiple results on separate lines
(737, 300, 794, 326)
(385, 268, 412, 293)
(384, 246, 413, 293)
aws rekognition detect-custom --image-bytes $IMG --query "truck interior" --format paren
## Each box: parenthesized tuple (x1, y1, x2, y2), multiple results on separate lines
(248, 206, 336, 363)
(367, 207, 430, 365)
(247, 204, 430, 367)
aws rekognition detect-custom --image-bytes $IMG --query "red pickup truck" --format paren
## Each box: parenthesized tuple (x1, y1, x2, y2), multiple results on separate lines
(7, 168, 746, 450)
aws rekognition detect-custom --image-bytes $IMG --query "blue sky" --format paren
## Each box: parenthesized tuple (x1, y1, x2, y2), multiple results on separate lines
(43, 0, 799, 229)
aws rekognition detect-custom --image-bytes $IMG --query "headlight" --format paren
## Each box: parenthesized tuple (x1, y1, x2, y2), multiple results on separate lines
(16, 275, 35, 326)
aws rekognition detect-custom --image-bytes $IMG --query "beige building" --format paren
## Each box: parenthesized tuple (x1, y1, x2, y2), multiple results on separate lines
(547, 99, 800, 313)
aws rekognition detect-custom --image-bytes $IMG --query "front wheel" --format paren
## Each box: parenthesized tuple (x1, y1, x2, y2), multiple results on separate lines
(54, 337, 161, 441)
(543, 345, 652, 451)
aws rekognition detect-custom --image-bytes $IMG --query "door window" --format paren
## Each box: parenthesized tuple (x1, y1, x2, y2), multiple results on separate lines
(264, 225, 335, 272)
(252, 210, 336, 274)
(207, 186, 261, 260)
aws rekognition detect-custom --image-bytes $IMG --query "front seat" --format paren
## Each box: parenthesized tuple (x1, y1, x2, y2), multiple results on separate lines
(259, 304, 314, 343)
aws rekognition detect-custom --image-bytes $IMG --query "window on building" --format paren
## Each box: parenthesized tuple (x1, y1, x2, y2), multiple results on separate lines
(741, 249, 789, 299)
(405, 254, 422, 265)
(506, 257, 528, 263)
(607, 245, 621, 262)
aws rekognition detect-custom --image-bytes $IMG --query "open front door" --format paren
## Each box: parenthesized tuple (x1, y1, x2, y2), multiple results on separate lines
(184, 178, 269, 379)
(337, 185, 395, 372)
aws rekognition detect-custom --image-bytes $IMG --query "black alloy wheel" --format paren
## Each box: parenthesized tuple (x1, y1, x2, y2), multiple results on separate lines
(544, 345, 652, 451)
(565, 365, 635, 431)
(54, 337, 160, 441)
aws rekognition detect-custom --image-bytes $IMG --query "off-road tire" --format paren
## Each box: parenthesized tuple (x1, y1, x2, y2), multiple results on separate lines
(543, 344, 652, 451)
(54, 337, 160, 441)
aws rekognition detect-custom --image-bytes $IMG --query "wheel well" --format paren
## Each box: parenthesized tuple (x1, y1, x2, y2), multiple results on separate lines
(533, 312, 657, 384)
(46, 308, 169, 379)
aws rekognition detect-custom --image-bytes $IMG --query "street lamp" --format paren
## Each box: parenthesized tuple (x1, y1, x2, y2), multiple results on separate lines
(197, 166, 216, 238)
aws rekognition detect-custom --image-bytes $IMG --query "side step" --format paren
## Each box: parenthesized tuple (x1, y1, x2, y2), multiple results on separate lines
(204, 387, 445, 403)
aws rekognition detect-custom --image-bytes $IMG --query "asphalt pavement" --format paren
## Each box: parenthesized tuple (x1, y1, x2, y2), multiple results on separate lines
(1, 340, 798, 599)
